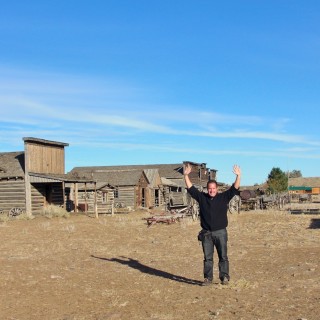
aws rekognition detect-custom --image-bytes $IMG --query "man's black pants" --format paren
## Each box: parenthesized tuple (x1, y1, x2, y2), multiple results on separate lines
(201, 228, 229, 281)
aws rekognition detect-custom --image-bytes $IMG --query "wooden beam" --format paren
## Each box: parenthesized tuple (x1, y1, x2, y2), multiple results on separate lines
(74, 183, 78, 213)
(94, 182, 98, 218)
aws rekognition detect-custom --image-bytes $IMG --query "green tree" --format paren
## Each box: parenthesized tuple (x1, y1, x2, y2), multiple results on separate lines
(267, 167, 288, 193)
(288, 169, 302, 178)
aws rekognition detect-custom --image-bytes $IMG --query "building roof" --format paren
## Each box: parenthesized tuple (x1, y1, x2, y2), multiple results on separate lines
(69, 162, 216, 188)
(161, 177, 179, 187)
(69, 169, 145, 186)
(0, 151, 92, 183)
(0, 151, 25, 178)
(143, 168, 160, 187)
(28, 172, 95, 183)
(288, 177, 320, 188)
(70, 163, 185, 179)
(23, 137, 69, 147)
(288, 186, 312, 191)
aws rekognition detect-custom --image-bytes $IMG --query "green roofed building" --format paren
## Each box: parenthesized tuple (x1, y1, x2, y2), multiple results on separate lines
(288, 177, 320, 194)
(288, 186, 312, 191)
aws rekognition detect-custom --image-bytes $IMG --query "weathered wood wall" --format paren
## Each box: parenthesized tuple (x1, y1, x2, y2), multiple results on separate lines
(147, 188, 162, 208)
(170, 191, 187, 207)
(0, 179, 26, 212)
(25, 143, 65, 174)
(116, 186, 135, 208)
(31, 183, 64, 215)
(147, 174, 162, 208)
(137, 174, 149, 208)
(187, 163, 209, 188)
(77, 188, 114, 214)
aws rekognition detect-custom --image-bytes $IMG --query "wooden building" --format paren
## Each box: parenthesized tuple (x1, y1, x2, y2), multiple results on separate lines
(66, 181, 115, 215)
(0, 137, 95, 217)
(68, 167, 162, 210)
(0, 138, 219, 216)
(288, 177, 320, 195)
(0, 151, 25, 215)
(69, 161, 215, 210)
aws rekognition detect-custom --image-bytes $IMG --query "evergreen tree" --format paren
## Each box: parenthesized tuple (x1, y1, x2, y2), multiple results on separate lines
(267, 167, 288, 193)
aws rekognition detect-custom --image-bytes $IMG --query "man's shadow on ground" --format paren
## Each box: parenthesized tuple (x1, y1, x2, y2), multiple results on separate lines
(309, 218, 320, 229)
(91, 255, 202, 286)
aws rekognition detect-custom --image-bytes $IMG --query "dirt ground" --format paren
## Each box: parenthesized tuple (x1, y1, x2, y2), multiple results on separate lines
(1, 204, 319, 320)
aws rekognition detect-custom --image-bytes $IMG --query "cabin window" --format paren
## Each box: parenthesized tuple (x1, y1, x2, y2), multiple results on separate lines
(114, 188, 119, 198)
(170, 186, 180, 193)
(102, 192, 107, 203)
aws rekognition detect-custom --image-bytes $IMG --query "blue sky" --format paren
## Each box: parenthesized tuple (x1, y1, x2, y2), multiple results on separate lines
(0, 1, 319, 186)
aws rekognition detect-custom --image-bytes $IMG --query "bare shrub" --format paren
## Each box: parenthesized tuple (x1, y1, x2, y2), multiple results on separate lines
(41, 205, 70, 219)
(15, 213, 35, 221)
(62, 224, 76, 233)
(0, 214, 10, 223)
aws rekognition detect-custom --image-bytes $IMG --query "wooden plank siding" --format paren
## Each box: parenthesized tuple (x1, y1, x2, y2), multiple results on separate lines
(183, 161, 209, 190)
(137, 172, 149, 208)
(25, 143, 66, 174)
(146, 188, 161, 208)
(68, 163, 214, 211)
(1, 138, 99, 217)
(76, 188, 114, 214)
(145, 170, 163, 208)
(116, 186, 136, 208)
(0, 179, 26, 212)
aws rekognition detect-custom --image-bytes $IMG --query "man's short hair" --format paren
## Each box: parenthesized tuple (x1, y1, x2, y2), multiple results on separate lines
(207, 179, 218, 188)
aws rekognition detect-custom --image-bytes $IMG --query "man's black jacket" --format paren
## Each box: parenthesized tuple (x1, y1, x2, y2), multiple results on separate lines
(187, 184, 240, 231)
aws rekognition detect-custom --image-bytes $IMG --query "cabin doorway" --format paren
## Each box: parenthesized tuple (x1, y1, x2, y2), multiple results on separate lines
(45, 184, 53, 205)
(154, 189, 160, 207)
(141, 188, 145, 207)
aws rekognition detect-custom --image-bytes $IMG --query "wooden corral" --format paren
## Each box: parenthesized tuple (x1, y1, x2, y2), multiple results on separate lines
(228, 189, 289, 214)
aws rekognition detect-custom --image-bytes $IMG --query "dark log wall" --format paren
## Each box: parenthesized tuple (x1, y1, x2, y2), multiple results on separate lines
(77, 188, 114, 214)
(187, 163, 209, 187)
(31, 183, 64, 215)
(0, 179, 25, 212)
(117, 186, 135, 208)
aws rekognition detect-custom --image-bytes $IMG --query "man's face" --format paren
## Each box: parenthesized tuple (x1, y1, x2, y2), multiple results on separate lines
(207, 182, 218, 197)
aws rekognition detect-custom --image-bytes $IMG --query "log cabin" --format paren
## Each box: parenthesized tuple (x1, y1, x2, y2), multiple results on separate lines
(69, 161, 215, 210)
(0, 137, 217, 216)
(0, 137, 96, 217)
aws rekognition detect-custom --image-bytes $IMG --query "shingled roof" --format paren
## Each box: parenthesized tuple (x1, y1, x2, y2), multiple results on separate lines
(69, 169, 145, 186)
(0, 151, 93, 183)
(0, 152, 25, 178)
(70, 164, 184, 180)
(23, 137, 69, 147)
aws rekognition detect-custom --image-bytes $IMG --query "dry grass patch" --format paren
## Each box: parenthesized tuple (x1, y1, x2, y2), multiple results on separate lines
(41, 204, 70, 219)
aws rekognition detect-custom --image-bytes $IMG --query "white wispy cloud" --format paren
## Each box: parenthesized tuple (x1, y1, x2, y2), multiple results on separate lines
(1, 65, 319, 150)
(62, 140, 320, 160)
